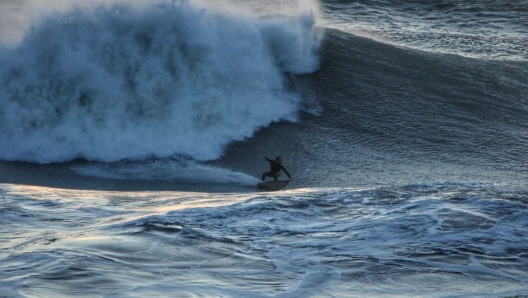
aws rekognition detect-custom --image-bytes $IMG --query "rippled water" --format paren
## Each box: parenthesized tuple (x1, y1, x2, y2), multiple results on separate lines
(1, 183, 527, 297)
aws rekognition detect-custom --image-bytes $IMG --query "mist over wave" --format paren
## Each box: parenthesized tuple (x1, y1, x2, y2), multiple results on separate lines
(0, 0, 322, 164)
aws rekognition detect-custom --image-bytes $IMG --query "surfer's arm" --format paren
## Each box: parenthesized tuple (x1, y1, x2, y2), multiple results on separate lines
(264, 156, 272, 163)
(281, 166, 291, 179)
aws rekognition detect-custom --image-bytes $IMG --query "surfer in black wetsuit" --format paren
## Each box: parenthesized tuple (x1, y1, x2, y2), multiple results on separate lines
(261, 156, 291, 181)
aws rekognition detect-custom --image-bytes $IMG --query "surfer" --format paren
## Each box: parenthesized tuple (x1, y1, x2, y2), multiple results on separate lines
(261, 156, 291, 181)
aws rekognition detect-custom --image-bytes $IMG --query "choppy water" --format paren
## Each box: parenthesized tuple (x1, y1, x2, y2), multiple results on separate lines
(1, 183, 527, 297)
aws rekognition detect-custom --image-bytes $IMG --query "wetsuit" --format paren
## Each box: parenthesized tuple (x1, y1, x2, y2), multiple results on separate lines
(261, 157, 291, 181)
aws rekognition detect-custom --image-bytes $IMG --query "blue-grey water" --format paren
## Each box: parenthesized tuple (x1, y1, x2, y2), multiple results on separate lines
(1, 0, 527, 297)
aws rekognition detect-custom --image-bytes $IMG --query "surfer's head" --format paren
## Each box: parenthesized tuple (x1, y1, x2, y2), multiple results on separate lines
(275, 156, 282, 163)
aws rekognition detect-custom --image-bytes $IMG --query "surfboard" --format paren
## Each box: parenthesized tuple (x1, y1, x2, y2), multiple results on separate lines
(257, 180, 289, 191)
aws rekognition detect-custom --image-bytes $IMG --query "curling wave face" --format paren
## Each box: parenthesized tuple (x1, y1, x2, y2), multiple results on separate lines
(0, 0, 322, 164)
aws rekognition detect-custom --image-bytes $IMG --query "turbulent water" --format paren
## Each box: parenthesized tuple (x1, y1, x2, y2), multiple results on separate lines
(1, 0, 527, 297)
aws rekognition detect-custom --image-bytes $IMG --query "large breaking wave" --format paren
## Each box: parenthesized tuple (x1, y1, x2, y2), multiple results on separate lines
(0, 0, 322, 163)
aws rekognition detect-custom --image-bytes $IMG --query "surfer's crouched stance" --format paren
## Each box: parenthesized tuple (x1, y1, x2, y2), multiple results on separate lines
(261, 156, 291, 181)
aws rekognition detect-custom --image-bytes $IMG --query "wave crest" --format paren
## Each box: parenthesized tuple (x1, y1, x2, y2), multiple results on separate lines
(0, 0, 322, 163)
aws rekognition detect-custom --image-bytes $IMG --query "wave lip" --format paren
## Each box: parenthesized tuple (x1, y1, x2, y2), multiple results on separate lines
(0, 0, 322, 164)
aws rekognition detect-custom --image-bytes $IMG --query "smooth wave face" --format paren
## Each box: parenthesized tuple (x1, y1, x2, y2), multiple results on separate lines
(1, 183, 527, 297)
(208, 29, 528, 189)
(0, 0, 322, 164)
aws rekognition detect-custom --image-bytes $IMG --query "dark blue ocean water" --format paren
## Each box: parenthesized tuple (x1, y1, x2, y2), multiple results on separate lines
(1, 0, 527, 297)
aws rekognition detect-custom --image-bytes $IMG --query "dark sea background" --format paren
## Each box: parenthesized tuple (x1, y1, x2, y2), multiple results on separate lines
(1, 0, 527, 297)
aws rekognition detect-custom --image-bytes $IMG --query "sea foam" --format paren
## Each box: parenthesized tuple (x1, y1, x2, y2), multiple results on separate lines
(0, 0, 322, 163)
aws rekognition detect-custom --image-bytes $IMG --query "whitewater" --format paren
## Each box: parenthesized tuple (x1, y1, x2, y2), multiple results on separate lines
(1, 0, 528, 297)
(0, 0, 321, 163)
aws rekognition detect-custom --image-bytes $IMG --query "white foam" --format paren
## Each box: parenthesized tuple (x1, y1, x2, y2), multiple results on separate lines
(0, 0, 322, 163)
